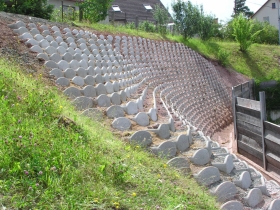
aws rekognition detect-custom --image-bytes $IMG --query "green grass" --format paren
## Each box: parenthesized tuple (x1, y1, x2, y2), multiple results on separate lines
(75, 21, 165, 41)
(0, 57, 218, 209)
(167, 35, 280, 83)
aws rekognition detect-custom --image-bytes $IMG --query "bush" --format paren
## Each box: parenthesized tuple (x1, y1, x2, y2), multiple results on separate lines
(51, 7, 78, 23)
(125, 22, 136, 30)
(217, 49, 230, 66)
(232, 13, 262, 52)
(3, 0, 54, 20)
(251, 21, 279, 45)
(139, 21, 156, 33)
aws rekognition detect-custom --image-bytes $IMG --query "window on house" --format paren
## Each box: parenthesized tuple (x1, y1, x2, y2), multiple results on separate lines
(272, 3, 276, 9)
(263, 16, 270, 23)
(112, 5, 121, 12)
(143, 4, 153, 10)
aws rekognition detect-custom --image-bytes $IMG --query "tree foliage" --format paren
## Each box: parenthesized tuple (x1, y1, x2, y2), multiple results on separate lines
(172, 0, 218, 40)
(233, 0, 253, 18)
(2, 0, 54, 20)
(172, 0, 201, 39)
(232, 13, 262, 52)
(77, 0, 112, 23)
(153, 4, 169, 35)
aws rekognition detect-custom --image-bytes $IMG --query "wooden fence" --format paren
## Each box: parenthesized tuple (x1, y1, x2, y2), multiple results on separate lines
(232, 80, 280, 173)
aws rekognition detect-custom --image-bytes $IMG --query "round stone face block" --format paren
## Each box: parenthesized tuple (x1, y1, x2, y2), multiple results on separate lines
(220, 201, 243, 210)
(106, 105, 125, 118)
(176, 134, 189, 152)
(72, 76, 84, 87)
(63, 87, 81, 99)
(268, 199, 280, 210)
(112, 117, 131, 131)
(96, 94, 111, 107)
(167, 157, 189, 169)
(152, 141, 177, 159)
(125, 101, 138, 115)
(194, 166, 220, 186)
(244, 188, 263, 208)
(82, 108, 103, 121)
(212, 181, 237, 203)
(72, 96, 93, 111)
(82, 85, 96, 97)
(191, 148, 210, 165)
(133, 112, 149, 126)
(110, 92, 121, 105)
(56, 77, 69, 86)
(129, 131, 152, 147)
(157, 124, 170, 139)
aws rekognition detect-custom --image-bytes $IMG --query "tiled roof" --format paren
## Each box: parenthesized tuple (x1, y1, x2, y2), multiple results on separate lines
(109, 0, 171, 23)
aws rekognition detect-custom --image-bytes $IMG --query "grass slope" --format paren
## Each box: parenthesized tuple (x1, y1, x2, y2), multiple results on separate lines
(0, 57, 218, 209)
(168, 36, 280, 83)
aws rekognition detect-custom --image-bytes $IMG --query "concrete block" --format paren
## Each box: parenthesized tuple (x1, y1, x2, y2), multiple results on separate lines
(50, 53, 62, 63)
(191, 148, 210, 165)
(36, 53, 49, 61)
(84, 75, 95, 86)
(130, 131, 152, 147)
(96, 83, 106, 96)
(30, 45, 43, 53)
(105, 82, 114, 94)
(112, 117, 131, 131)
(64, 68, 76, 79)
(45, 60, 58, 69)
(194, 166, 220, 186)
(69, 60, 80, 70)
(132, 112, 149, 126)
(106, 105, 125, 118)
(167, 157, 189, 169)
(212, 181, 237, 203)
(110, 92, 121, 105)
(76, 67, 87, 78)
(57, 60, 69, 71)
(175, 134, 189, 152)
(82, 85, 96, 98)
(96, 94, 111, 107)
(125, 101, 138, 115)
(63, 87, 81, 99)
(56, 77, 70, 86)
(94, 74, 103, 84)
(39, 39, 50, 49)
(220, 201, 243, 210)
(50, 41, 59, 48)
(34, 34, 44, 41)
(151, 141, 177, 159)
(212, 155, 234, 174)
(14, 26, 28, 35)
(244, 188, 263, 208)
(50, 68, 63, 78)
(57, 46, 66, 55)
(62, 52, 73, 62)
(268, 199, 280, 210)
(72, 76, 84, 87)
(148, 108, 157, 121)
(233, 171, 252, 189)
(71, 96, 93, 110)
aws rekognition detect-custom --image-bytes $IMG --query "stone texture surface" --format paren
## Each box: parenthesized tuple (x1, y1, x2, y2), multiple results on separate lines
(268, 199, 280, 210)
(233, 171, 252, 189)
(106, 105, 125, 118)
(220, 201, 243, 210)
(96, 94, 111, 107)
(212, 155, 234, 174)
(212, 181, 237, 203)
(151, 141, 177, 158)
(72, 96, 93, 111)
(244, 188, 263, 208)
(175, 134, 189, 152)
(112, 117, 131, 131)
(167, 157, 189, 169)
(133, 112, 149, 126)
(56, 77, 69, 86)
(63, 87, 81, 99)
(191, 148, 210, 165)
(130, 130, 152, 147)
(194, 166, 220, 186)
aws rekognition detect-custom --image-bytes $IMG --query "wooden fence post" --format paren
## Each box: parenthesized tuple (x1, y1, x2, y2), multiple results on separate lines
(260, 91, 267, 170)
(232, 87, 237, 141)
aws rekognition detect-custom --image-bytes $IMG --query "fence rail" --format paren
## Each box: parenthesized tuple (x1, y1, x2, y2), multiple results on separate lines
(232, 80, 280, 173)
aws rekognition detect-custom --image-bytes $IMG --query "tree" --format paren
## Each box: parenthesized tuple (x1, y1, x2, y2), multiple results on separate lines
(233, 0, 253, 18)
(153, 4, 169, 35)
(3, 0, 54, 20)
(199, 6, 219, 40)
(232, 13, 262, 52)
(172, 0, 201, 39)
(77, 0, 112, 23)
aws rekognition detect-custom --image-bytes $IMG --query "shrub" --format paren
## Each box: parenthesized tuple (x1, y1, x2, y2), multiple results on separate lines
(139, 21, 156, 33)
(125, 22, 136, 30)
(51, 7, 78, 23)
(217, 49, 230, 66)
(232, 13, 262, 52)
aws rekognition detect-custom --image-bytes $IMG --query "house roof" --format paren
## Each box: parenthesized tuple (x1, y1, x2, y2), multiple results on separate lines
(109, 0, 171, 23)
(252, 0, 270, 18)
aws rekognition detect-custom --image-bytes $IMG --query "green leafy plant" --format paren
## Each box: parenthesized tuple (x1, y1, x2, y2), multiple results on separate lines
(77, 0, 112, 23)
(232, 13, 263, 52)
(217, 49, 230, 66)
(139, 21, 156, 33)
(153, 4, 170, 35)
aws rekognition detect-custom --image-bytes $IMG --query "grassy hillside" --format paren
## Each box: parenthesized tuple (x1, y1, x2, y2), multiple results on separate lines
(0, 57, 218, 209)
(168, 36, 280, 83)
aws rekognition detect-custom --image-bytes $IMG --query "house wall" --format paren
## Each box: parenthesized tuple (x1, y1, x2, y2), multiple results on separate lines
(252, 0, 280, 29)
